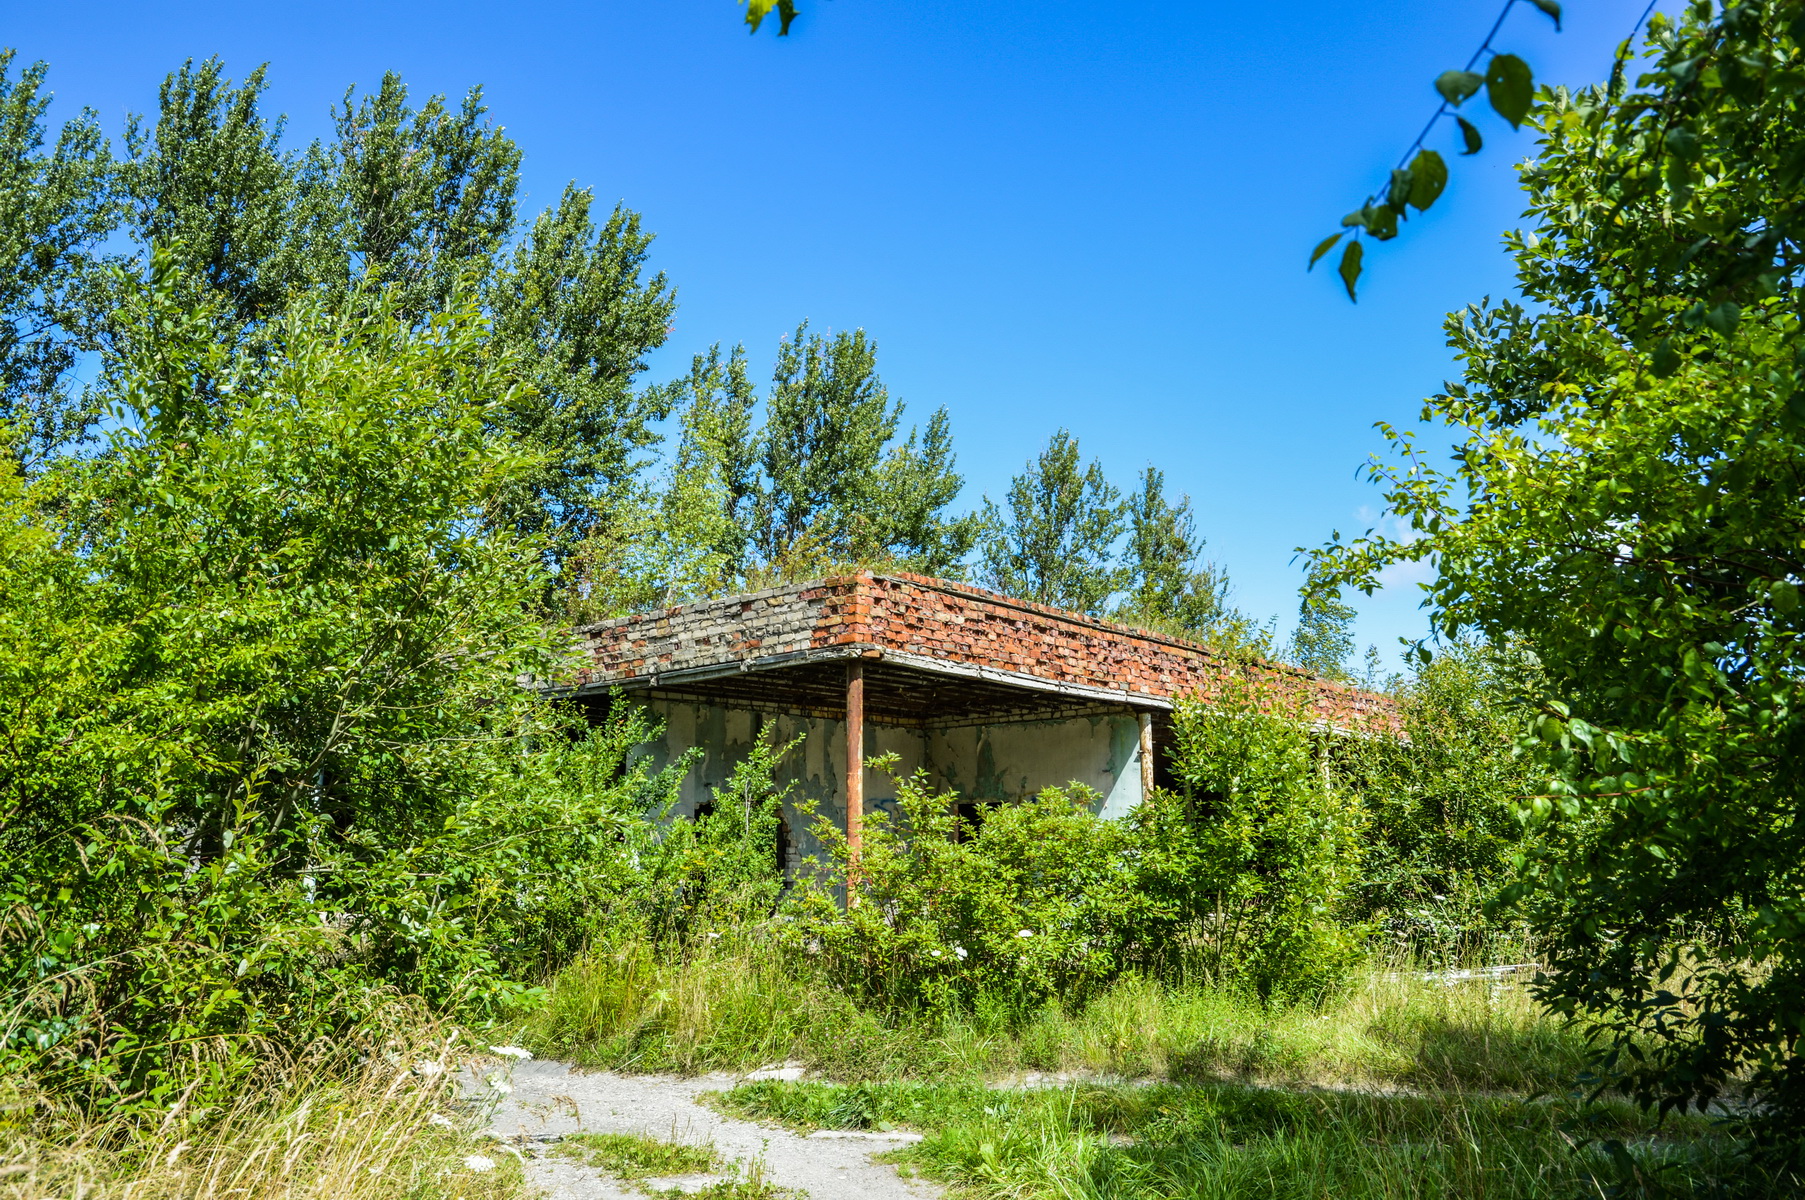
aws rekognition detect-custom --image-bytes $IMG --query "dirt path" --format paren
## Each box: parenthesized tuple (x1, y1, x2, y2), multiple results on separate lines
(486, 1060, 941, 1200)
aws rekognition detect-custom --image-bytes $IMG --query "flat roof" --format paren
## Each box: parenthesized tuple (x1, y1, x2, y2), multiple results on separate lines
(569, 572, 1398, 732)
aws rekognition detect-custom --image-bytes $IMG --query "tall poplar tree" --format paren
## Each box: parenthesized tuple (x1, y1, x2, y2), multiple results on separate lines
(0, 52, 115, 470)
(1116, 466, 1231, 636)
(980, 429, 1127, 614)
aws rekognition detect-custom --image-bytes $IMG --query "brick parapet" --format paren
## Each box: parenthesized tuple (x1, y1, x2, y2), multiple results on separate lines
(572, 571, 1399, 734)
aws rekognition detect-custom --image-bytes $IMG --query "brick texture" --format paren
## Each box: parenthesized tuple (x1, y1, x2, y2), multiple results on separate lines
(573, 572, 1399, 733)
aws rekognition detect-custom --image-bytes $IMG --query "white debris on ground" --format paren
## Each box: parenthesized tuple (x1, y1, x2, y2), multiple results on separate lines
(485, 1059, 940, 1200)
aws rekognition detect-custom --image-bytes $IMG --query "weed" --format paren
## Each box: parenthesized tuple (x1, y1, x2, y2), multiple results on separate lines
(717, 1077, 1770, 1199)
(526, 941, 1594, 1094)
(557, 1131, 717, 1180)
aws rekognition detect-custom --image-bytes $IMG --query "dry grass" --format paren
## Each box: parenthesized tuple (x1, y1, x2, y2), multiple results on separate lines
(0, 1030, 529, 1200)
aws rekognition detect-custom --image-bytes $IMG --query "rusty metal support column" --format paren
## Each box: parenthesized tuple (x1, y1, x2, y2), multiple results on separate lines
(845, 660, 865, 886)
(1138, 711, 1154, 800)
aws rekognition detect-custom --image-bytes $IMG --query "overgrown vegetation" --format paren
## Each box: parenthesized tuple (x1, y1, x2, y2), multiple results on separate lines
(1321, 0, 1805, 1173)
(7, 4, 1805, 1195)
(718, 1076, 1762, 1200)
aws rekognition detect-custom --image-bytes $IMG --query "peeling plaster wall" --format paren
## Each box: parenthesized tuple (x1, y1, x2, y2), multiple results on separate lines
(925, 712, 1144, 820)
(634, 699, 926, 869)
(629, 698, 1149, 866)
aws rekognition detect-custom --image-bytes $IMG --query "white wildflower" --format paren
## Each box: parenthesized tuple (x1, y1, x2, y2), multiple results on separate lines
(488, 1045, 533, 1060)
(464, 1154, 496, 1173)
(1016, 929, 1034, 938)
(412, 1060, 445, 1077)
(428, 1113, 455, 1129)
(954, 946, 968, 960)
(487, 1076, 513, 1095)
(929, 948, 942, 958)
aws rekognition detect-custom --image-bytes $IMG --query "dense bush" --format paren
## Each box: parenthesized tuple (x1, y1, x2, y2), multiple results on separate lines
(1149, 687, 1371, 1001)
(0, 262, 678, 1110)
(779, 682, 1377, 1016)
(1340, 642, 1540, 954)
(787, 773, 1148, 1016)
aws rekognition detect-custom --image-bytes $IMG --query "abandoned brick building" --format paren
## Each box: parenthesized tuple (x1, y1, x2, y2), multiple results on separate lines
(567, 572, 1398, 872)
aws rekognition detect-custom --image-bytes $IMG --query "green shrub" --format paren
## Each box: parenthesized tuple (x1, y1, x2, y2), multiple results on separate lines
(0, 262, 677, 1111)
(1145, 685, 1371, 1001)
(1337, 641, 1539, 955)
(784, 770, 1156, 1017)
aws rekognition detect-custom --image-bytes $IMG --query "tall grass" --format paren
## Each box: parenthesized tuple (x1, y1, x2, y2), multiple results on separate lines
(717, 1079, 1768, 1199)
(0, 1028, 527, 1200)
(524, 936, 1592, 1094)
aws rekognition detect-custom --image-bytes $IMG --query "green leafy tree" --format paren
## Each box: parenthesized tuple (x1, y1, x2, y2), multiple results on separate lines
(120, 59, 320, 330)
(0, 52, 116, 469)
(1287, 564, 1357, 679)
(736, 321, 974, 580)
(0, 255, 688, 1104)
(980, 429, 1127, 613)
(1321, 0, 1805, 1166)
(487, 185, 677, 587)
(1115, 466, 1231, 637)
(324, 70, 522, 320)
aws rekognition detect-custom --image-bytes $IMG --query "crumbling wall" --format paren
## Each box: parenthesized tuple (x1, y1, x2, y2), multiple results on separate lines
(575, 572, 1399, 735)
(630, 697, 1149, 869)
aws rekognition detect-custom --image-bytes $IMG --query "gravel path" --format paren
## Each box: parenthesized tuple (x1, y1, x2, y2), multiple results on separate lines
(486, 1060, 941, 1200)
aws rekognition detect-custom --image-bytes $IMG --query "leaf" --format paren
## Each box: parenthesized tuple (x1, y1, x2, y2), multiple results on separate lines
(1528, 0, 1562, 30)
(1341, 209, 1369, 229)
(1456, 116, 1483, 155)
(1651, 338, 1681, 378)
(1705, 301, 1741, 336)
(744, 0, 777, 32)
(1386, 168, 1414, 215)
(1666, 126, 1700, 160)
(744, 0, 798, 34)
(1309, 232, 1345, 269)
(1486, 54, 1534, 129)
(1366, 206, 1399, 241)
(1407, 150, 1448, 210)
(1435, 70, 1485, 107)
(1338, 240, 1364, 302)
(1771, 580, 1799, 614)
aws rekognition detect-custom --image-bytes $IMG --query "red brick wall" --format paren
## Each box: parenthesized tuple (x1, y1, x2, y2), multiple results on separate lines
(574, 572, 1399, 733)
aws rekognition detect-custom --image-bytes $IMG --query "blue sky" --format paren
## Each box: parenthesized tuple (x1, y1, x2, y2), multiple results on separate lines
(7, 1, 1657, 663)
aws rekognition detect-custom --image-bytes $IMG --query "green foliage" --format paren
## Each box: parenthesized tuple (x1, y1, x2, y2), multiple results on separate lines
(327, 71, 521, 320)
(0, 51, 115, 470)
(19, 54, 683, 618)
(486, 184, 676, 586)
(1341, 642, 1540, 952)
(615, 325, 979, 609)
(1316, 0, 1562, 298)
(753, 322, 976, 575)
(979, 429, 1128, 614)
(120, 59, 316, 329)
(0, 264, 679, 1110)
(1284, 564, 1356, 680)
(1114, 466, 1233, 638)
(1319, 0, 1805, 1165)
(787, 776, 1150, 1016)
(1151, 689, 1370, 1001)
